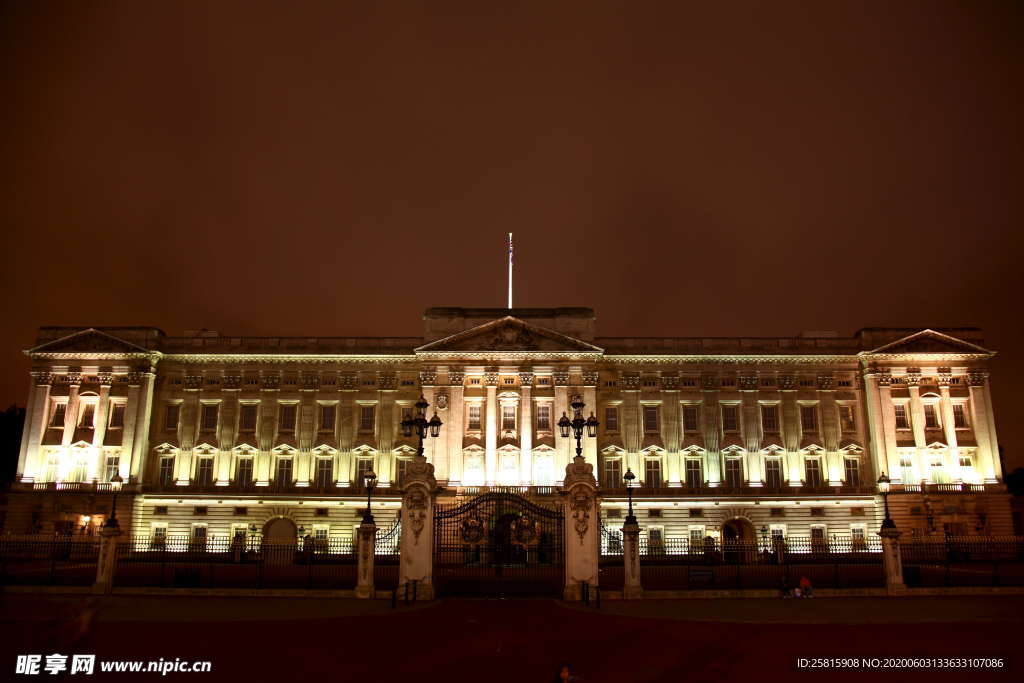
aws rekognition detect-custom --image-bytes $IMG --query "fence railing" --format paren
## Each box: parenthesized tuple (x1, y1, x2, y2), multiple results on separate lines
(0, 538, 101, 586)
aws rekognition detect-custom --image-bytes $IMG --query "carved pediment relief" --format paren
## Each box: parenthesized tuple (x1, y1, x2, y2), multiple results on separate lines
(30, 328, 152, 355)
(415, 317, 603, 355)
(866, 330, 992, 356)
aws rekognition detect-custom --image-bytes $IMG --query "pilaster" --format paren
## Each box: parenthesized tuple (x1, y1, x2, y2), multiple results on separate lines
(519, 371, 533, 485)
(484, 373, 498, 485)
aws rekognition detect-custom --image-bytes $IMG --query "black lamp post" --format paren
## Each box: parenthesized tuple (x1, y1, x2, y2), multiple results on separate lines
(623, 468, 637, 524)
(248, 523, 258, 549)
(877, 472, 896, 530)
(557, 395, 598, 462)
(362, 469, 377, 524)
(401, 395, 443, 457)
(103, 473, 124, 530)
(759, 525, 768, 549)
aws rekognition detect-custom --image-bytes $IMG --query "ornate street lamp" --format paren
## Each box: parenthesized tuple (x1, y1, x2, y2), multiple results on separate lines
(877, 472, 895, 530)
(103, 473, 124, 530)
(362, 469, 378, 524)
(401, 395, 443, 457)
(557, 395, 599, 460)
(623, 468, 637, 525)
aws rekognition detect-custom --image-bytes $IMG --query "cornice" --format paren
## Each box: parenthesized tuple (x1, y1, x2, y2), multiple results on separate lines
(857, 352, 993, 362)
(603, 354, 860, 365)
(414, 351, 603, 362)
(27, 352, 162, 362)
(161, 354, 417, 364)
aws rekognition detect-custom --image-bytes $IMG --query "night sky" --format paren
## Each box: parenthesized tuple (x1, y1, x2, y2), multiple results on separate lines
(2, 2, 1021, 470)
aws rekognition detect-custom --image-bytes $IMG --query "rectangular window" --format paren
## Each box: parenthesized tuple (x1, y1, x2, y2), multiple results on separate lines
(800, 405, 817, 432)
(844, 458, 860, 486)
(356, 458, 374, 486)
(196, 457, 214, 486)
(764, 459, 782, 489)
(724, 459, 742, 487)
(359, 405, 375, 432)
(236, 458, 253, 486)
(190, 525, 208, 550)
(839, 405, 856, 432)
(760, 405, 779, 432)
(685, 459, 702, 488)
(958, 455, 973, 469)
(952, 404, 968, 429)
(159, 457, 175, 485)
(642, 406, 659, 433)
(108, 403, 126, 428)
(79, 403, 95, 428)
(165, 404, 180, 430)
(603, 458, 622, 488)
(603, 406, 618, 432)
(894, 404, 910, 430)
(200, 404, 218, 432)
(279, 404, 297, 432)
(851, 525, 866, 548)
(103, 455, 119, 482)
(682, 406, 699, 433)
(396, 458, 409, 486)
(319, 405, 336, 432)
(537, 404, 552, 431)
(151, 525, 167, 549)
(276, 458, 293, 484)
(721, 405, 739, 433)
(501, 405, 516, 431)
(900, 455, 915, 483)
(689, 528, 704, 550)
(644, 459, 662, 488)
(240, 404, 258, 432)
(804, 459, 823, 487)
(50, 402, 67, 427)
(467, 404, 481, 431)
(315, 459, 333, 487)
(400, 407, 412, 426)
(924, 404, 939, 429)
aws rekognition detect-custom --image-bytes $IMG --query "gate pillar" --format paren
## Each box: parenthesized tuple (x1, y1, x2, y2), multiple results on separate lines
(622, 519, 643, 599)
(562, 454, 600, 601)
(93, 524, 122, 595)
(399, 454, 438, 600)
(879, 526, 906, 595)
(355, 520, 376, 598)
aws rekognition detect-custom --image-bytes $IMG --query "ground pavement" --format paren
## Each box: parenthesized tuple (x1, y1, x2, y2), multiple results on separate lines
(1, 594, 1020, 682)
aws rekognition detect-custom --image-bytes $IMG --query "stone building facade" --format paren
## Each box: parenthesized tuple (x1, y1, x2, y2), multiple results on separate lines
(7, 307, 1012, 549)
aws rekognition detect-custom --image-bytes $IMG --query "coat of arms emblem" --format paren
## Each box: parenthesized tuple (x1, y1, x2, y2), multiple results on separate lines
(460, 516, 486, 544)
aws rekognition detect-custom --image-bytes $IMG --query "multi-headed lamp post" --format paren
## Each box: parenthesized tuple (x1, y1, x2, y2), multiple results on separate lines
(877, 472, 896, 530)
(362, 469, 378, 524)
(557, 395, 599, 461)
(401, 395, 443, 457)
(623, 468, 637, 524)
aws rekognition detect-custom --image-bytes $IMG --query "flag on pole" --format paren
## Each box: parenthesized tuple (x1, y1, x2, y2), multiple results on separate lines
(507, 233, 513, 309)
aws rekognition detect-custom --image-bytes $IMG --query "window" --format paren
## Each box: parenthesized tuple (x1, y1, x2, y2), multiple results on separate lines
(682, 406, 699, 433)
(642, 406, 659, 433)
(764, 459, 782, 489)
(689, 527, 705, 550)
(800, 405, 817, 432)
(103, 455, 119, 482)
(648, 527, 664, 551)
(839, 405, 856, 432)
(952, 404, 968, 429)
(396, 458, 409, 486)
(760, 405, 779, 432)
(356, 458, 374, 486)
(930, 453, 947, 483)
(603, 458, 622, 487)
(503, 377, 515, 385)
(770, 526, 786, 543)
(894, 404, 910, 430)
(196, 457, 214, 486)
(603, 406, 618, 432)
(648, 509, 662, 518)
(316, 507, 329, 517)
(151, 525, 167, 550)
(165, 404, 180, 430)
(644, 459, 662, 488)
(236, 458, 253, 487)
(154, 506, 168, 515)
(685, 459, 702, 488)
(467, 405, 481, 430)
(844, 458, 860, 486)
(923, 404, 939, 429)
(689, 508, 703, 518)
(900, 456, 915, 483)
(190, 524, 208, 550)
(240, 404, 258, 431)
(108, 404, 126, 428)
(810, 507, 825, 517)
(200, 404, 218, 432)
(234, 507, 248, 516)
(770, 507, 785, 517)
(359, 405, 375, 432)
(958, 454, 973, 469)
(851, 525, 866, 549)
(537, 377, 550, 385)
(724, 458, 742, 487)
(158, 457, 175, 486)
(276, 458, 293, 484)
(50, 402, 67, 427)
(315, 458, 333, 487)
(804, 459, 823, 487)
(537, 404, 552, 431)
(721, 405, 739, 433)
(501, 404, 516, 431)
(279, 404, 297, 432)
(79, 403, 95, 428)
(319, 405, 336, 432)
(314, 526, 329, 541)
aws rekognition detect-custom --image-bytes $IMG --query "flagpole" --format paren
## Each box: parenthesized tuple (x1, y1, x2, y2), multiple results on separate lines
(507, 232, 513, 309)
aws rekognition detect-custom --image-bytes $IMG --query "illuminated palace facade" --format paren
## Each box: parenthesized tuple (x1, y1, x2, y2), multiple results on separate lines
(8, 307, 1013, 547)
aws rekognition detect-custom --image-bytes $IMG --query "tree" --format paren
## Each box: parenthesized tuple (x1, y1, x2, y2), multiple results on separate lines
(0, 405, 26, 484)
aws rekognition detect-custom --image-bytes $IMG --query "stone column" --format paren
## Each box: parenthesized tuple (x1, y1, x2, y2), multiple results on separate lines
(93, 523, 122, 594)
(977, 373, 1001, 482)
(967, 372, 998, 483)
(661, 376, 681, 486)
(337, 389, 355, 486)
(62, 380, 81, 448)
(256, 374, 279, 486)
(562, 455, 600, 600)
(18, 371, 52, 482)
(519, 371, 533, 485)
(820, 387, 842, 486)
(355, 519, 376, 598)
(398, 454, 438, 600)
(484, 372, 498, 485)
(447, 369, 465, 485)
(582, 376, 599, 472)
(621, 516, 643, 599)
(741, 386, 761, 486)
(879, 525, 906, 595)
(127, 366, 156, 483)
(780, 381, 801, 486)
(938, 376, 960, 482)
(621, 374, 641, 480)
(907, 373, 926, 484)
(554, 371, 572, 482)
(871, 373, 902, 483)
(376, 376, 396, 488)
(703, 381, 721, 486)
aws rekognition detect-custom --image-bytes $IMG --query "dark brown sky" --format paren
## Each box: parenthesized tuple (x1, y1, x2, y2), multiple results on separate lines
(2, 1, 1021, 469)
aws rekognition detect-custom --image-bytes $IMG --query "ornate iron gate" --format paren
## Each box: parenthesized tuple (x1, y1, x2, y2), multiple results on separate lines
(433, 492, 564, 597)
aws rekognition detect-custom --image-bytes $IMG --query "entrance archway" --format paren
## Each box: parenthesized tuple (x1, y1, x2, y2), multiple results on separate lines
(263, 517, 297, 545)
(721, 518, 755, 563)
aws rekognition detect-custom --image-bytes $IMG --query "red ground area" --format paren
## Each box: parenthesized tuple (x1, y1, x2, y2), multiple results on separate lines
(2, 595, 1020, 682)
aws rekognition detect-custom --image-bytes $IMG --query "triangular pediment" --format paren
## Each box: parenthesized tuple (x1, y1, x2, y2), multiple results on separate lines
(867, 329, 991, 356)
(415, 317, 603, 355)
(30, 328, 151, 355)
